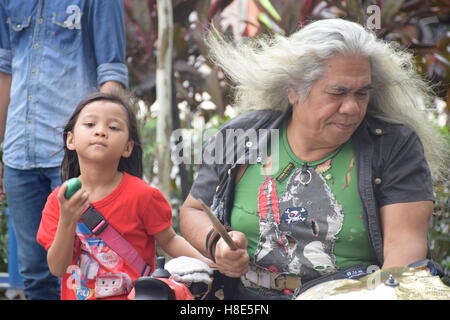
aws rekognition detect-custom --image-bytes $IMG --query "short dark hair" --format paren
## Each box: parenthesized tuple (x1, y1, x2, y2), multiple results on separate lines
(61, 91, 143, 181)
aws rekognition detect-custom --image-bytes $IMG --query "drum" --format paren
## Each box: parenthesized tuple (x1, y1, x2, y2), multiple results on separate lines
(296, 266, 450, 300)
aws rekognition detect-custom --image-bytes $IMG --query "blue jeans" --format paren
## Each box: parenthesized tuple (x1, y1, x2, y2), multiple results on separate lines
(4, 166, 61, 300)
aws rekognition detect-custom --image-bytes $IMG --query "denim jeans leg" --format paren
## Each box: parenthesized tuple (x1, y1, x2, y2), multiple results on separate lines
(4, 166, 61, 300)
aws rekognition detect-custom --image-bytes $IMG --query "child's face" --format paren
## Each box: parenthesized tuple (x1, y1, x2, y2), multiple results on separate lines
(66, 100, 134, 165)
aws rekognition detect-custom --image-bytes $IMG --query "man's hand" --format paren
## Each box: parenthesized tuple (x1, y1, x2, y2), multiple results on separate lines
(100, 80, 124, 94)
(214, 231, 249, 278)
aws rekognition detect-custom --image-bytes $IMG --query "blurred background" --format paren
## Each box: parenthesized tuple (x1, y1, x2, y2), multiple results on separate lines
(1, 0, 449, 294)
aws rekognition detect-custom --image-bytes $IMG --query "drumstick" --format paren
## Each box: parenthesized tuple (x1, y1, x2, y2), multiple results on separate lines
(198, 199, 238, 250)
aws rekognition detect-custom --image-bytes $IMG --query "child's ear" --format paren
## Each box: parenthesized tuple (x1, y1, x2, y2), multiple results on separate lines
(66, 131, 76, 151)
(122, 140, 134, 158)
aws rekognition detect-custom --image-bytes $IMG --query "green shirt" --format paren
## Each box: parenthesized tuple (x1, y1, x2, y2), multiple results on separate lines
(231, 121, 377, 277)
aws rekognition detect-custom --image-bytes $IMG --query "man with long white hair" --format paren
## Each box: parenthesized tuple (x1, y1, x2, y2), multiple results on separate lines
(180, 19, 448, 299)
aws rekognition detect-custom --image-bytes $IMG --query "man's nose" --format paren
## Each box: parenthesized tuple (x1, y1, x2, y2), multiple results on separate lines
(339, 97, 360, 115)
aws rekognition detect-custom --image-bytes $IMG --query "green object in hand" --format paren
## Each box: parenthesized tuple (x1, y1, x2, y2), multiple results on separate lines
(64, 178, 82, 199)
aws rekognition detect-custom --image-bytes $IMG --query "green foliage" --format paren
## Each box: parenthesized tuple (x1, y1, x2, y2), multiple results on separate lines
(430, 131, 450, 284)
(0, 201, 8, 272)
(140, 117, 157, 182)
(437, 125, 449, 137)
(431, 176, 450, 284)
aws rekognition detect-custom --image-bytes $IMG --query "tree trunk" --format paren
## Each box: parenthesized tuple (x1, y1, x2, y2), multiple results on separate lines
(156, 0, 173, 198)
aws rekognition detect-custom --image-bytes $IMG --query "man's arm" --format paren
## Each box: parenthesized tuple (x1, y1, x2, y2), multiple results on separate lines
(0, 72, 11, 201)
(180, 194, 217, 256)
(0, 71, 11, 142)
(381, 201, 433, 268)
(180, 194, 249, 278)
(91, 0, 128, 89)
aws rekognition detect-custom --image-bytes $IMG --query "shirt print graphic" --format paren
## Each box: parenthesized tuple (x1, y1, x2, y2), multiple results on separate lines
(70, 223, 133, 300)
(63, 5, 82, 29)
(254, 166, 344, 279)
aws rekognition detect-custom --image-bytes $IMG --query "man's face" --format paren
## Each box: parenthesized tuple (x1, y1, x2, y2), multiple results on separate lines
(289, 55, 372, 150)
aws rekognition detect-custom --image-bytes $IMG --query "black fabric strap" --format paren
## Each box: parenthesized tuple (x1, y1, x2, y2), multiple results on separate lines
(80, 205, 109, 235)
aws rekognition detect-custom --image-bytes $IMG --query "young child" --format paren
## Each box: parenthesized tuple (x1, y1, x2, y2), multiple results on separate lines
(37, 91, 211, 300)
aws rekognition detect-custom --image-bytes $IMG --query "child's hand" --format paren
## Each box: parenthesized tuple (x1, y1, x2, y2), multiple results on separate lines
(57, 181, 90, 227)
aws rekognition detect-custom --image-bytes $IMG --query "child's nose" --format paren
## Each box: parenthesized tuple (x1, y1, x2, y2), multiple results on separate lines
(94, 127, 107, 137)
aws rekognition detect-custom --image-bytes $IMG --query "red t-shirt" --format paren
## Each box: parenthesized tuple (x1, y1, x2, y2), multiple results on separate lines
(37, 172, 172, 300)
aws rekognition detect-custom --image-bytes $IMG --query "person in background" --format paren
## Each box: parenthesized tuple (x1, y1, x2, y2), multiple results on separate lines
(0, 0, 128, 299)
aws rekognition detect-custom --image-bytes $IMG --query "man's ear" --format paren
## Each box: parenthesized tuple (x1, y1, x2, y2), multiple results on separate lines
(66, 131, 76, 151)
(287, 87, 299, 105)
(122, 140, 134, 158)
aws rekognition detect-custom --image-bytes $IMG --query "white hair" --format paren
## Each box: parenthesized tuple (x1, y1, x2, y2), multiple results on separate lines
(206, 19, 448, 179)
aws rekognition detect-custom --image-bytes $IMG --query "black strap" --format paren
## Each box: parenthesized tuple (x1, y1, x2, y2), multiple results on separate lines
(80, 205, 109, 235)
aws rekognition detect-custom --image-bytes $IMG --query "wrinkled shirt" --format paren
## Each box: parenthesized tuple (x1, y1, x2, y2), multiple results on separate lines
(0, 0, 128, 169)
(190, 109, 434, 266)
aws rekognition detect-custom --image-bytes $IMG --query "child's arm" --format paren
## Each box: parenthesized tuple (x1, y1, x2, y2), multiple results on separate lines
(47, 183, 89, 277)
(155, 227, 213, 267)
